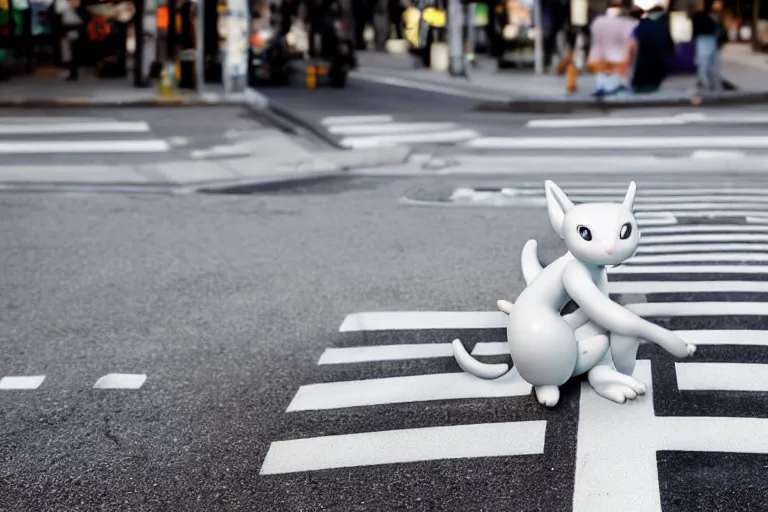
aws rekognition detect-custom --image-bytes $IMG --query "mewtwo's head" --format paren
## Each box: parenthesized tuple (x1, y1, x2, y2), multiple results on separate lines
(544, 180, 640, 267)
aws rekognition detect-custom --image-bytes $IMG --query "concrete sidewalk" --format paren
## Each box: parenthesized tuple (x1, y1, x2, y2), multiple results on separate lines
(0, 127, 411, 190)
(352, 45, 768, 112)
(0, 74, 245, 107)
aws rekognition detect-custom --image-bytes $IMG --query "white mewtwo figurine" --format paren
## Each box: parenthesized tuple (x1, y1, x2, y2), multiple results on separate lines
(452, 180, 697, 407)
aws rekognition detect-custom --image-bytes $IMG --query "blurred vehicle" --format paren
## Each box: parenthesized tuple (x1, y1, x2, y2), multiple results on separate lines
(249, 18, 304, 84)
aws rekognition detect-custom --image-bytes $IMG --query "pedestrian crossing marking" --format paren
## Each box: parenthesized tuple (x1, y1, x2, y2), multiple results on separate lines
(259, 178, 768, 509)
(609, 280, 768, 293)
(638, 243, 768, 253)
(286, 370, 531, 412)
(318, 343, 455, 364)
(317, 330, 768, 366)
(0, 121, 151, 135)
(321, 115, 394, 126)
(320, 114, 481, 149)
(466, 135, 768, 150)
(259, 420, 547, 475)
(0, 117, 171, 155)
(526, 113, 768, 129)
(574, 360, 768, 512)
(327, 122, 460, 135)
(675, 363, 768, 392)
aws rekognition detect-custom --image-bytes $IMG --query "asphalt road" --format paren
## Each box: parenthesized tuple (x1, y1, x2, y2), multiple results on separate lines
(2, 171, 768, 511)
(257, 76, 768, 157)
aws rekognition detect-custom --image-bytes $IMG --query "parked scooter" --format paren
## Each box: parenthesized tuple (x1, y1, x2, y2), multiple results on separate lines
(249, 5, 303, 85)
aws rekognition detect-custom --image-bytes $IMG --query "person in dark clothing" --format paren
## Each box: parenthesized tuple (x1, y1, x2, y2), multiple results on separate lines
(281, 0, 343, 59)
(626, 5, 675, 93)
(690, 0, 727, 90)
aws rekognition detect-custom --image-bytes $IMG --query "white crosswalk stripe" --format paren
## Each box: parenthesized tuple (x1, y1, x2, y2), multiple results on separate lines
(0, 116, 171, 154)
(260, 180, 768, 510)
(460, 112, 768, 159)
(321, 114, 481, 149)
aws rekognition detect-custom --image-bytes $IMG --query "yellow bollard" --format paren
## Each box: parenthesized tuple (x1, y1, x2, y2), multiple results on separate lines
(160, 68, 173, 97)
(306, 65, 317, 89)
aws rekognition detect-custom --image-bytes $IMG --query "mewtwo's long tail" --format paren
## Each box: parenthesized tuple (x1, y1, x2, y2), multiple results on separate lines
(521, 239, 544, 285)
(451, 299, 513, 380)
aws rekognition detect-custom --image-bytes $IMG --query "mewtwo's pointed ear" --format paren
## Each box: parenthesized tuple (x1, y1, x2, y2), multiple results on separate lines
(544, 180, 574, 238)
(622, 181, 637, 211)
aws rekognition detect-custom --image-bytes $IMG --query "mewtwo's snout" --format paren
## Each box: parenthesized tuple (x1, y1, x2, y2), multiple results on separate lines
(602, 244, 615, 255)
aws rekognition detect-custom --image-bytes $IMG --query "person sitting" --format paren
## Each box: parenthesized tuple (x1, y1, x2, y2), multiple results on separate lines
(587, 0, 638, 97)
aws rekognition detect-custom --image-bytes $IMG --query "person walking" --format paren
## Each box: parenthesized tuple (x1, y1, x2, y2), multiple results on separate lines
(691, 0, 726, 91)
(586, 0, 638, 96)
(56, 0, 84, 81)
(626, 4, 675, 94)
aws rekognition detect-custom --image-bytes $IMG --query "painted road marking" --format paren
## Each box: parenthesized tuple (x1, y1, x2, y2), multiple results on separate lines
(641, 233, 768, 243)
(526, 113, 768, 128)
(340, 304, 768, 332)
(675, 363, 768, 391)
(637, 243, 768, 254)
(0, 140, 171, 154)
(340, 129, 480, 149)
(633, 202, 768, 212)
(327, 122, 460, 135)
(259, 421, 547, 475)
(628, 252, 768, 264)
(566, 194, 768, 204)
(0, 121, 151, 135)
(607, 280, 768, 293)
(318, 329, 768, 365)
(507, 186, 768, 196)
(573, 360, 768, 512)
(526, 116, 689, 128)
(0, 375, 46, 390)
(320, 115, 394, 125)
(286, 370, 531, 412)
(93, 373, 147, 389)
(318, 343, 455, 364)
(339, 311, 507, 331)
(640, 225, 768, 234)
(608, 265, 768, 275)
(472, 331, 768, 357)
(466, 135, 768, 149)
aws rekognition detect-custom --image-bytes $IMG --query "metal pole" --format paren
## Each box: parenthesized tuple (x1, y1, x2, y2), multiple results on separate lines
(135, 0, 145, 86)
(447, 0, 464, 75)
(466, 2, 477, 67)
(195, 0, 204, 93)
(533, 0, 543, 74)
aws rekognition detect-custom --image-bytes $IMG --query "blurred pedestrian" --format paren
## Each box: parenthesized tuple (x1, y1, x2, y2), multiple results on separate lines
(691, 0, 727, 91)
(56, 0, 84, 81)
(587, 0, 638, 96)
(626, 4, 675, 94)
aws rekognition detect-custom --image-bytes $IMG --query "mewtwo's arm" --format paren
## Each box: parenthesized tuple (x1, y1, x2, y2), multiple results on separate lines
(562, 261, 693, 358)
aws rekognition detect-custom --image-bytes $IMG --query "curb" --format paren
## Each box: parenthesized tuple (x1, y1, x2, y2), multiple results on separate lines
(475, 84, 768, 114)
(242, 87, 345, 149)
(176, 171, 353, 194)
(0, 95, 245, 108)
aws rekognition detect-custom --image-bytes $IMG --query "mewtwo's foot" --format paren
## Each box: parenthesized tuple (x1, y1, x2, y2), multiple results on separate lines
(588, 365, 647, 404)
(534, 385, 560, 407)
